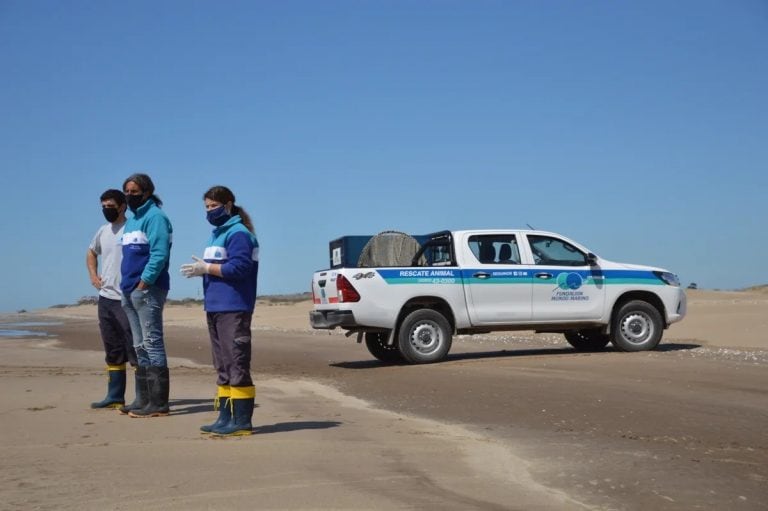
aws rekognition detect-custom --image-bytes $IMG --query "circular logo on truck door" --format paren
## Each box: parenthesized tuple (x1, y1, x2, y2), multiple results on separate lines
(557, 272, 583, 290)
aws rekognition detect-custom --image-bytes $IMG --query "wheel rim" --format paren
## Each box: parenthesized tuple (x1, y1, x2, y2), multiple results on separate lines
(619, 312, 654, 345)
(409, 321, 442, 355)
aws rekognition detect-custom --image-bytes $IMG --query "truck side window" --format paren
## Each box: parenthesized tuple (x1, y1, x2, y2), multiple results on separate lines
(468, 235, 521, 265)
(527, 235, 587, 266)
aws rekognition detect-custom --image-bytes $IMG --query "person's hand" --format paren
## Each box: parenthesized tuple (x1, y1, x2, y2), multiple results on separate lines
(90, 274, 103, 290)
(180, 256, 210, 278)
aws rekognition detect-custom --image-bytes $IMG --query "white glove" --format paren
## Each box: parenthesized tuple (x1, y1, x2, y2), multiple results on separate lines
(180, 256, 210, 278)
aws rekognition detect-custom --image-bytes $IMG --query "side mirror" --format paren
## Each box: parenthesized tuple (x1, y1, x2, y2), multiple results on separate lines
(586, 252, 598, 266)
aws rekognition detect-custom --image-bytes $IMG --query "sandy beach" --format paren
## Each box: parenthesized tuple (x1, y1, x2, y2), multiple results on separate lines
(1, 289, 766, 510)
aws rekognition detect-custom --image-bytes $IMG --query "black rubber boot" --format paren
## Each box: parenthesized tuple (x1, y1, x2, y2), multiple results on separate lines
(91, 366, 126, 409)
(200, 386, 231, 434)
(211, 386, 254, 436)
(129, 366, 170, 418)
(119, 366, 148, 415)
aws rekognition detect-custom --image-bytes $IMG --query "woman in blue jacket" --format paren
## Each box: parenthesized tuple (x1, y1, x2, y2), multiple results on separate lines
(181, 185, 259, 436)
(120, 173, 173, 418)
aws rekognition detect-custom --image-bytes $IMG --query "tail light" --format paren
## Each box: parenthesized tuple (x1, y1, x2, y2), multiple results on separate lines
(336, 274, 360, 303)
(311, 280, 318, 304)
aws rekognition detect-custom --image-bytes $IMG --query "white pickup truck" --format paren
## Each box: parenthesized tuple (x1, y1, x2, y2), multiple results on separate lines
(310, 229, 687, 364)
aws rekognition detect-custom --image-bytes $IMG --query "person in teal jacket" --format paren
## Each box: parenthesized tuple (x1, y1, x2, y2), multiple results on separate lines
(181, 185, 259, 436)
(120, 173, 173, 418)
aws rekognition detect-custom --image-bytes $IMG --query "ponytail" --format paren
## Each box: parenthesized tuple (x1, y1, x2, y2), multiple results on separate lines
(233, 205, 255, 234)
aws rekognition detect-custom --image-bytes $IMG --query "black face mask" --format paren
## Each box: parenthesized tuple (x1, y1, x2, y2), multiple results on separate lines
(126, 194, 145, 212)
(102, 207, 120, 223)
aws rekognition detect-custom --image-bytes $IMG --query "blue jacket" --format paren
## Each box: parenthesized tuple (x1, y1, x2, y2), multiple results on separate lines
(202, 215, 259, 312)
(121, 198, 173, 293)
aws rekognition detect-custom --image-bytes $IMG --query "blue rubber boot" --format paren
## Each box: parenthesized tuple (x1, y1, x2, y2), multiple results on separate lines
(211, 386, 254, 437)
(91, 365, 126, 409)
(200, 385, 231, 434)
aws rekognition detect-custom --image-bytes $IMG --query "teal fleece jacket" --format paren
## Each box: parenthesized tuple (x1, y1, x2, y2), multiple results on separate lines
(120, 198, 173, 292)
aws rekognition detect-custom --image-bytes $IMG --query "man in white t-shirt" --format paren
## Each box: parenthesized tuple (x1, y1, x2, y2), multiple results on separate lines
(87, 189, 137, 409)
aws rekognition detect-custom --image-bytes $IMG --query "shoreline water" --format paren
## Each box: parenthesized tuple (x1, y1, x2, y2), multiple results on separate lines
(0, 316, 63, 338)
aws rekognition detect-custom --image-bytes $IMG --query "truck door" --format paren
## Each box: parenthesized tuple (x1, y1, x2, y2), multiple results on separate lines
(463, 234, 533, 324)
(526, 234, 605, 321)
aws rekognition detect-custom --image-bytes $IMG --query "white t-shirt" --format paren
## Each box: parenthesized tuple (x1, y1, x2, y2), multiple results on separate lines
(89, 221, 126, 300)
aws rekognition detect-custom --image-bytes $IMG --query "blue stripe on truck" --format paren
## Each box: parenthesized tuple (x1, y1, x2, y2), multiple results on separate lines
(377, 268, 662, 286)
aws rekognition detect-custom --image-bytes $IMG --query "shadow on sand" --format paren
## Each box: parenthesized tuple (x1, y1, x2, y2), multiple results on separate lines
(331, 342, 703, 370)
(203, 421, 343, 437)
(252, 421, 342, 435)
(654, 342, 702, 352)
(169, 398, 261, 416)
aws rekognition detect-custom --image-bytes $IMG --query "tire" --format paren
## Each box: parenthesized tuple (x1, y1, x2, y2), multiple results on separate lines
(364, 332, 403, 363)
(610, 300, 663, 352)
(564, 329, 610, 352)
(397, 309, 452, 364)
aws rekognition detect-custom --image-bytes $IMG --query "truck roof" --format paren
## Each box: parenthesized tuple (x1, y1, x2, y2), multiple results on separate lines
(449, 229, 562, 237)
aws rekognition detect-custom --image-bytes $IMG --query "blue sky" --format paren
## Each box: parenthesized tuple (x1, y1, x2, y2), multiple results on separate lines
(1, 0, 766, 312)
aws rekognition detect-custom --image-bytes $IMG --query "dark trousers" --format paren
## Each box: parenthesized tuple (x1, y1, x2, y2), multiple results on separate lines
(98, 296, 137, 367)
(207, 311, 253, 387)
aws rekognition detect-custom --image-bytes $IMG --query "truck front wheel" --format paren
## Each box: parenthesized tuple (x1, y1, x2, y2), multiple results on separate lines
(364, 332, 403, 363)
(398, 309, 452, 364)
(610, 300, 663, 352)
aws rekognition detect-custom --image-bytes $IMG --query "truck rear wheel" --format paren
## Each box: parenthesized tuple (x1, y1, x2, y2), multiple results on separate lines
(364, 332, 403, 363)
(398, 309, 452, 364)
(610, 300, 663, 352)
(564, 329, 610, 352)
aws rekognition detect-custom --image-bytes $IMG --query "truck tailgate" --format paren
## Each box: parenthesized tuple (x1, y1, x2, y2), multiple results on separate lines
(311, 270, 340, 308)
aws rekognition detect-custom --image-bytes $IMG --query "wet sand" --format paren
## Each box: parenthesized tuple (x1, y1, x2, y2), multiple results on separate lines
(1, 289, 766, 510)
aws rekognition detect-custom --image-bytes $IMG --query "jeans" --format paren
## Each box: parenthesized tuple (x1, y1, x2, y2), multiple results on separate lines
(121, 285, 168, 367)
(98, 296, 137, 367)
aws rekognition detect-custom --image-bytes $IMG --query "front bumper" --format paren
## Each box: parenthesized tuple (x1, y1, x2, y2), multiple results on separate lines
(667, 288, 687, 325)
(309, 310, 358, 329)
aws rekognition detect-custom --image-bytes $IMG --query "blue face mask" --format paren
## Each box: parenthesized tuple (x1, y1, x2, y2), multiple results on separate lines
(207, 205, 231, 227)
